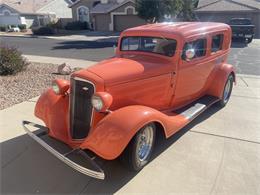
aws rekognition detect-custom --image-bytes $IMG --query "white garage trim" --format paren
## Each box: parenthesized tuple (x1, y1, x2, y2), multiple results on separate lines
(109, 5, 137, 31)
(0, 9, 18, 16)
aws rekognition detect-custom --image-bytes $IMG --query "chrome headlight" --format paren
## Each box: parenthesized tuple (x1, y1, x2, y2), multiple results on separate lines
(91, 95, 103, 112)
(52, 79, 70, 95)
(52, 81, 60, 95)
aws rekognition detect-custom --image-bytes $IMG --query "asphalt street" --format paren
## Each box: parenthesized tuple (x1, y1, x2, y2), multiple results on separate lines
(1, 36, 260, 75)
(0, 36, 116, 62)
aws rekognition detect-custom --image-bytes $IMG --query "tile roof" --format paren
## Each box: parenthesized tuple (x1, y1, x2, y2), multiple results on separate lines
(196, 0, 260, 11)
(91, 0, 134, 14)
(91, 2, 118, 14)
(0, 0, 53, 14)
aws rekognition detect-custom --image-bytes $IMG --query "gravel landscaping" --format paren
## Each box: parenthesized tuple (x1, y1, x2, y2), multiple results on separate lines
(0, 62, 70, 110)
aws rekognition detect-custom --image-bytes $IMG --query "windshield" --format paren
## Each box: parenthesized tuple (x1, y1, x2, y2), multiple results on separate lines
(120, 36, 177, 57)
(229, 19, 251, 25)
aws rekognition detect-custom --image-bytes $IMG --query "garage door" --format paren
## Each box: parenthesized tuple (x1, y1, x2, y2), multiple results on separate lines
(0, 15, 20, 26)
(114, 15, 145, 32)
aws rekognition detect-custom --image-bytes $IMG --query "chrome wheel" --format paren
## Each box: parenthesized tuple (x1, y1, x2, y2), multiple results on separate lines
(217, 74, 234, 108)
(120, 123, 156, 171)
(136, 125, 154, 162)
(223, 77, 232, 103)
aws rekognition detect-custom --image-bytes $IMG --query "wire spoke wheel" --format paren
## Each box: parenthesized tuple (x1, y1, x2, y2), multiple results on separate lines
(217, 74, 234, 107)
(136, 125, 154, 162)
(120, 123, 156, 171)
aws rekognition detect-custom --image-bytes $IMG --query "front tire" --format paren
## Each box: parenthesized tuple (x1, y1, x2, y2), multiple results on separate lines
(217, 74, 234, 107)
(120, 123, 156, 171)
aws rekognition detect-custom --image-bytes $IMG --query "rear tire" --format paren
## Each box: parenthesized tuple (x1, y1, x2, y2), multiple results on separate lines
(247, 37, 253, 43)
(217, 74, 234, 108)
(120, 123, 156, 171)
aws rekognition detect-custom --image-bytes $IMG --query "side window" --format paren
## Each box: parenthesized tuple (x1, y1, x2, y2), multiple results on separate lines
(211, 34, 224, 53)
(182, 39, 207, 60)
(121, 37, 139, 50)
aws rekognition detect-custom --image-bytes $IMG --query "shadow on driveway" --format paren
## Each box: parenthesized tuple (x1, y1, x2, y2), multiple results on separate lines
(231, 39, 248, 48)
(1, 105, 221, 194)
(52, 37, 118, 50)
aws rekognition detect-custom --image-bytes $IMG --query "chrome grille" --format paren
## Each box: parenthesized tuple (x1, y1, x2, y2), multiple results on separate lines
(70, 78, 95, 139)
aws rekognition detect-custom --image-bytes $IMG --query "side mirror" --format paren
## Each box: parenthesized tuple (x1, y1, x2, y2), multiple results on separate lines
(185, 48, 195, 61)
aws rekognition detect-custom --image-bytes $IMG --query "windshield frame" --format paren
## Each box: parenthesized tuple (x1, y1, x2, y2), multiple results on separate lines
(120, 36, 177, 57)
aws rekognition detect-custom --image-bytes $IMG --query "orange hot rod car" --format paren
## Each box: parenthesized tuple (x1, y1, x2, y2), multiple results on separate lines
(23, 22, 235, 180)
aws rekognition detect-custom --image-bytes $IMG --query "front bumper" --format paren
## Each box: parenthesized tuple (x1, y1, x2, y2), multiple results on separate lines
(232, 33, 253, 38)
(22, 121, 105, 180)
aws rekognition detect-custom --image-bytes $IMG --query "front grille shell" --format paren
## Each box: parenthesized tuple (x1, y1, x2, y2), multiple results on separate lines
(70, 77, 95, 140)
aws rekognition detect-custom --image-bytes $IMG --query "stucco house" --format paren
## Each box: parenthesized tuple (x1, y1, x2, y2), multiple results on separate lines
(195, 0, 260, 38)
(0, 0, 73, 28)
(69, 0, 146, 31)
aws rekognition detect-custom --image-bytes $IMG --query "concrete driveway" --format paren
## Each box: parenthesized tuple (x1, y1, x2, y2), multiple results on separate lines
(1, 74, 259, 194)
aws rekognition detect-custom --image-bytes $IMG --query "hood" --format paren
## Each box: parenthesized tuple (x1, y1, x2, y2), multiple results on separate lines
(87, 55, 173, 86)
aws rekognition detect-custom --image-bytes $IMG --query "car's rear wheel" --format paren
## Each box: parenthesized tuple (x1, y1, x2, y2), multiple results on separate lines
(247, 37, 253, 43)
(217, 74, 234, 107)
(120, 123, 156, 171)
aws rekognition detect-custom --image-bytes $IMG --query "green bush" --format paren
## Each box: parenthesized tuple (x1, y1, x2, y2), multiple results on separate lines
(18, 24, 26, 30)
(47, 21, 62, 29)
(0, 26, 7, 32)
(0, 46, 29, 75)
(32, 26, 55, 35)
(65, 21, 89, 30)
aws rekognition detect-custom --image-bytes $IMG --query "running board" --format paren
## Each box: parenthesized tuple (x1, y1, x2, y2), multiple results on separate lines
(175, 95, 219, 121)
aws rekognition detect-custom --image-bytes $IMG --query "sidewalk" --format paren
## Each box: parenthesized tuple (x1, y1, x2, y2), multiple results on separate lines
(1, 74, 260, 194)
(23, 55, 97, 69)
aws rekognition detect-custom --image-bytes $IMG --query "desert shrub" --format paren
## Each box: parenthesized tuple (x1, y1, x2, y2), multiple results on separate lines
(18, 24, 26, 30)
(18, 24, 27, 32)
(32, 26, 55, 35)
(0, 26, 7, 32)
(0, 46, 29, 75)
(47, 21, 63, 29)
(65, 21, 89, 30)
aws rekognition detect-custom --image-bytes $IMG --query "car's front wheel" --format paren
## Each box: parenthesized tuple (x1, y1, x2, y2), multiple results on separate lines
(120, 123, 156, 171)
(217, 74, 234, 107)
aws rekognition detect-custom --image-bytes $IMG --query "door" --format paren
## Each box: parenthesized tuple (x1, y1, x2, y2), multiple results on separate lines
(173, 37, 211, 108)
(114, 15, 145, 31)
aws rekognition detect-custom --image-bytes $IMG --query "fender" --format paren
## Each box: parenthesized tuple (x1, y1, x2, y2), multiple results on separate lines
(207, 63, 236, 98)
(35, 89, 71, 144)
(80, 105, 188, 160)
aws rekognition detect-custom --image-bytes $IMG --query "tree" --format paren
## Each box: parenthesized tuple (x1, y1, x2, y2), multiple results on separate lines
(136, 0, 160, 23)
(136, 0, 198, 23)
(178, 0, 198, 21)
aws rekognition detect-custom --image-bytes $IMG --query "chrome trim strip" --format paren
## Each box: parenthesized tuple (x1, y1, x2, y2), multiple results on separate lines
(70, 77, 96, 140)
(22, 121, 105, 180)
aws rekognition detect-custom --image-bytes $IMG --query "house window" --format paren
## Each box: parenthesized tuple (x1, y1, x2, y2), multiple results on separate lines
(3, 10, 11, 16)
(211, 34, 224, 53)
(77, 6, 89, 22)
(126, 7, 134, 15)
(39, 17, 45, 26)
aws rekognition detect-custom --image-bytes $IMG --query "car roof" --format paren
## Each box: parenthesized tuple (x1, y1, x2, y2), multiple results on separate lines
(122, 22, 230, 39)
